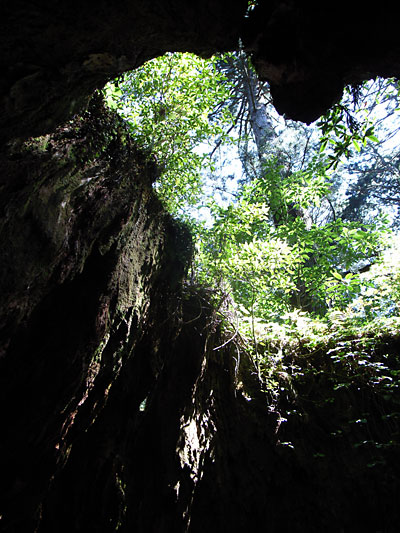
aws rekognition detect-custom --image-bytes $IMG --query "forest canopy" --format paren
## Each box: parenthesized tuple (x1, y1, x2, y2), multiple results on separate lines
(103, 51, 400, 380)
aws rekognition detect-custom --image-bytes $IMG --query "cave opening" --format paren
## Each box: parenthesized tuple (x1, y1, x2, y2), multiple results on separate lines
(103, 50, 400, 337)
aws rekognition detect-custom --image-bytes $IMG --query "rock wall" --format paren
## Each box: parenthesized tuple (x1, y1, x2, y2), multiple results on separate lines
(0, 96, 192, 530)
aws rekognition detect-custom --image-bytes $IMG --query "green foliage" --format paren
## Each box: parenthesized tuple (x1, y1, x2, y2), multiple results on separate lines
(103, 53, 400, 391)
(317, 83, 380, 168)
(250, 310, 400, 474)
(103, 53, 234, 215)
(195, 156, 390, 321)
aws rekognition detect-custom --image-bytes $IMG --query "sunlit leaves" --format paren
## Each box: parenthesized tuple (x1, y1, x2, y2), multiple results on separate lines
(103, 52, 235, 215)
(104, 53, 397, 334)
(317, 79, 400, 171)
(196, 160, 389, 321)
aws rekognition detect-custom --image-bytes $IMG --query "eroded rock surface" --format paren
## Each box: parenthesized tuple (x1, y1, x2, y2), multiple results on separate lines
(0, 96, 191, 530)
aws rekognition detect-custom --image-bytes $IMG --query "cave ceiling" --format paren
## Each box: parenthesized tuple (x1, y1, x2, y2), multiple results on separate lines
(1, 0, 400, 143)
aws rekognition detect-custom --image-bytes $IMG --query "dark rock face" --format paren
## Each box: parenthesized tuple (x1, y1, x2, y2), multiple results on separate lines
(35, 288, 279, 533)
(1, 2, 400, 532)
(0, 0, 248, 143)
(2, 1, 400, 142)
(243, 1, 400, 122)
(0, 97, 192, 530)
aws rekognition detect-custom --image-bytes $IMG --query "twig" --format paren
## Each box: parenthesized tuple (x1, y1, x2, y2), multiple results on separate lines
(213, 329, 239, 351)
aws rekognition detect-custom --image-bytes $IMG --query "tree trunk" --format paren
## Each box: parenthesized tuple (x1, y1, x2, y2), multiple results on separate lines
(232, 53, 320, 313)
